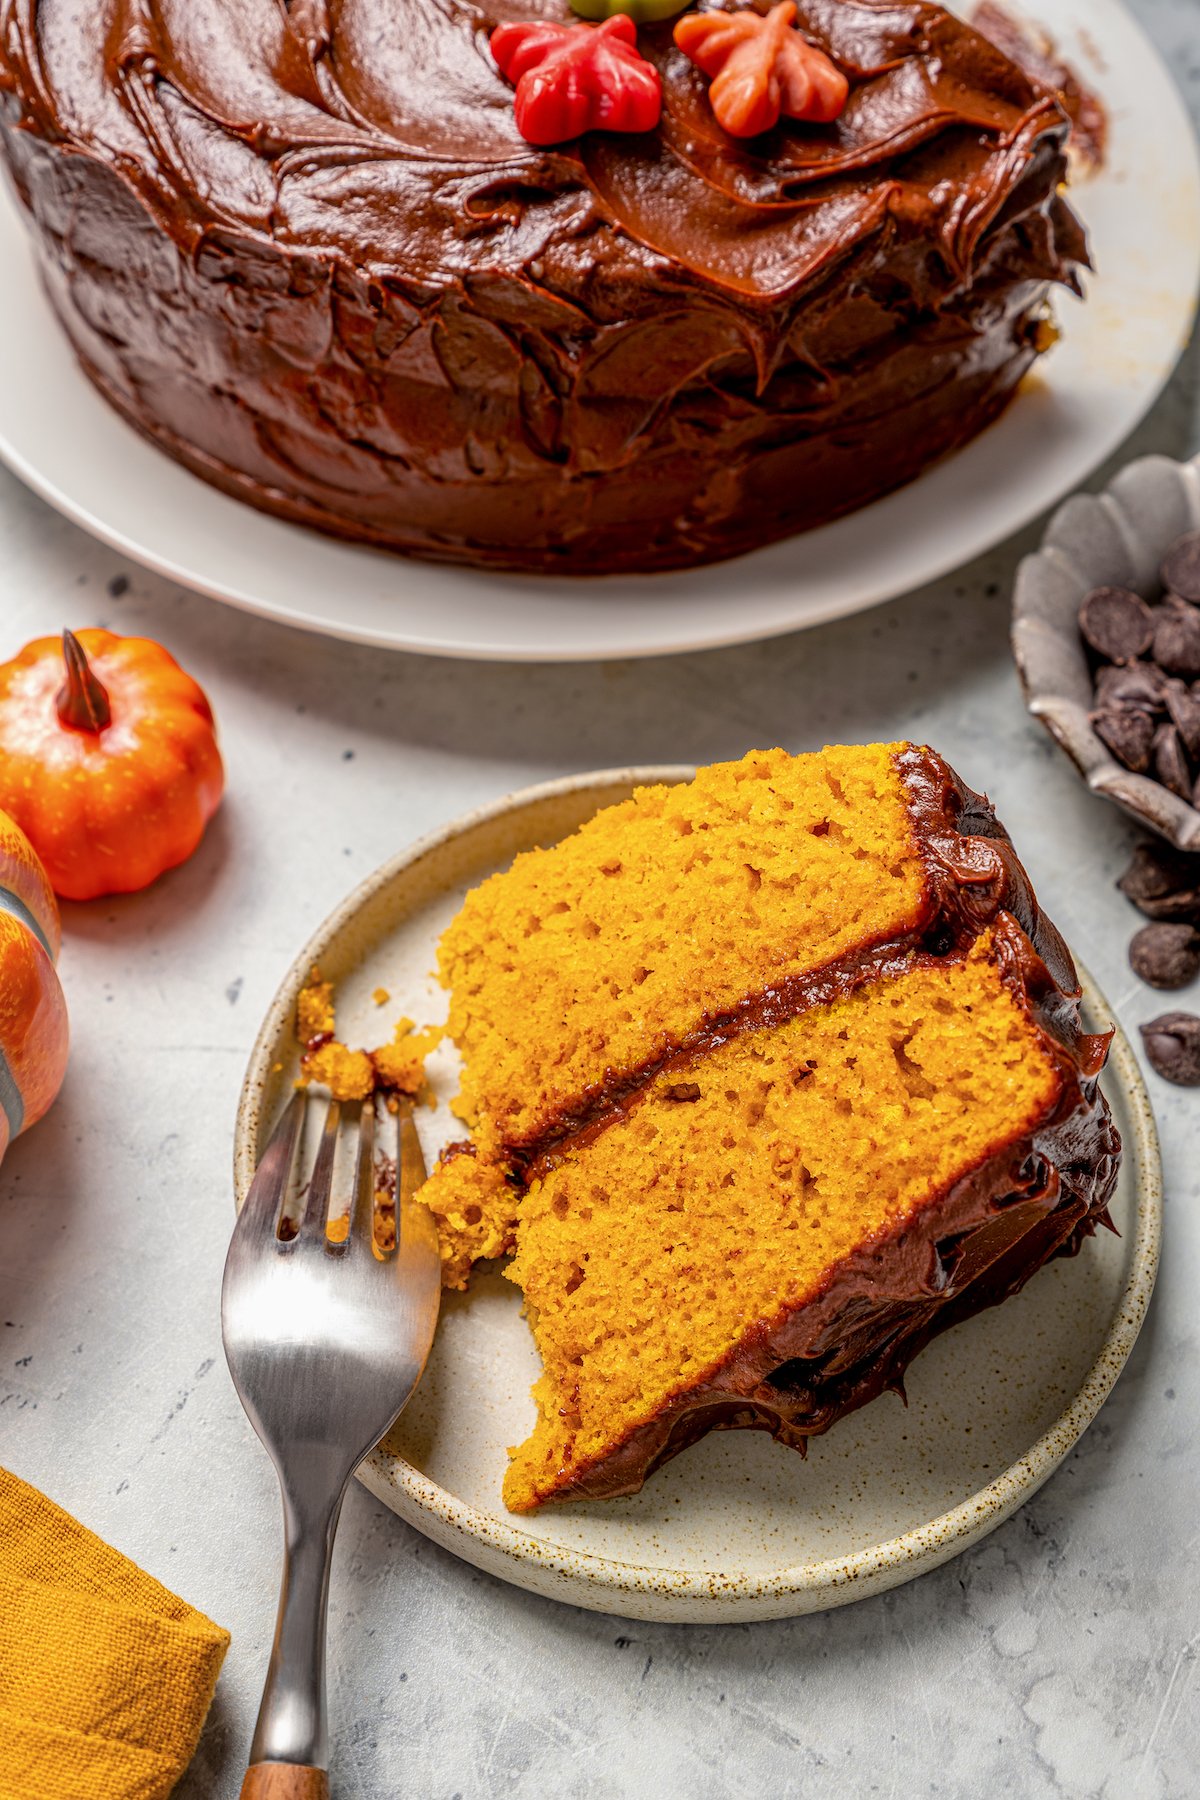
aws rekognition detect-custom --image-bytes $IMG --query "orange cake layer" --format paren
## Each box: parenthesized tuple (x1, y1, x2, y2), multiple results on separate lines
(438, 745, 928, 1158)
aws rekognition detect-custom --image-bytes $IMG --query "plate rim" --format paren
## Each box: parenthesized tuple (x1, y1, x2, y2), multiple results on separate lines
(2, 0, 1199, 662)
(234, 765, 1163, 1620)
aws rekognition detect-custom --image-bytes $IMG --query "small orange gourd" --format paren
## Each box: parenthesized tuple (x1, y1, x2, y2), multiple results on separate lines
(0, 629, 225, 901)
(0, 809, 69, 1160)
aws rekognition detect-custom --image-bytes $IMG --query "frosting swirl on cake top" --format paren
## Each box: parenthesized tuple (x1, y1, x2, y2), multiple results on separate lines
(5, 0, 1079, 300)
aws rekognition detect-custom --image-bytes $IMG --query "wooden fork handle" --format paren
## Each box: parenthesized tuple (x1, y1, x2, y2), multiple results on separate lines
(240, 1764, 329, 1799)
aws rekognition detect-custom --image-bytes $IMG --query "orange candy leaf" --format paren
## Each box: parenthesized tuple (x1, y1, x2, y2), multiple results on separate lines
(674, 1, 849, 139)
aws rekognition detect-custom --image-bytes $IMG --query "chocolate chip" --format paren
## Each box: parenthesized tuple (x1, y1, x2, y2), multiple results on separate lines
(1116, 842, 1200, 920)
(1140, 1011, 1200, 1084)
(1093, 707, 1155, 773)
(1094, 660, 1167, 712)
(1119, 840, 1200, 901)
(663, 1082, 701, 1102)
(1078, 586, 1155, 662)
(1165, 680, 1200, 758)
(1153, 722, 1194, 800)
(1153, 599, 1200, 678)
(1129, 922, 1200, 989)
(1161, 531, 1200, 605)
(1126, 888, 1200, 923)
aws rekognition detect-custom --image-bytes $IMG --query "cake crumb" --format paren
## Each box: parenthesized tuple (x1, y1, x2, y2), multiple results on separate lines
(297, 966, 336, 1041)
(302, 1040, 375, 1101)
(294, 971, 441, 1103)
(373, 1017, 443, 1098)
(420, 1148, 519, 1290)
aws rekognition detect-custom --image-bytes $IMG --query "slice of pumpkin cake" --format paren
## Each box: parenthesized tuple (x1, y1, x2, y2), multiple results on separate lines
(416, 745, 1120, 1510)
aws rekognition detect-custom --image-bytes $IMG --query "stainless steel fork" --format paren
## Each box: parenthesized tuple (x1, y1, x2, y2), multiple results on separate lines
(222, 1090, 441, 1800)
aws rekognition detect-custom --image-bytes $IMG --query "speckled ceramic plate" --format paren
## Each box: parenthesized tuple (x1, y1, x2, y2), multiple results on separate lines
(3, 0, 1199, 661)
(236, 770, 1161, 1623)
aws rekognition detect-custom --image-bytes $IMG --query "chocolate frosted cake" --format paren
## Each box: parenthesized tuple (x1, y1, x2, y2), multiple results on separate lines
(0, 0, 1086, 574)
(418, 745, 1120, 1510)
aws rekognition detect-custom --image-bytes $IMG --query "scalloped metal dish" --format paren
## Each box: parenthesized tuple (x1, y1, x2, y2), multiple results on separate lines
(1013, 450, 1200, 851)
(236, 770, 1161, 1623)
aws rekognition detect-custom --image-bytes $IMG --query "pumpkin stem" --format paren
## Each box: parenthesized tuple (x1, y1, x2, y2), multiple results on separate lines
(56, 630, 112, 734)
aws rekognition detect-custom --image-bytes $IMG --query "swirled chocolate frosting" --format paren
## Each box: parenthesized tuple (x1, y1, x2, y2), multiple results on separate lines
(0, 0, 1087, 570)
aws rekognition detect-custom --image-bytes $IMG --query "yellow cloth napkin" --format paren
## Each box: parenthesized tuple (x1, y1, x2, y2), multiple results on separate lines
(0, 1468, 230, 1800)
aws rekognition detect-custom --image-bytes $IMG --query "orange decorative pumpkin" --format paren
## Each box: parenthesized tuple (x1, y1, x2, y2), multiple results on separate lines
(0, 810, 69, 1160)
(0, 630, 224, 901)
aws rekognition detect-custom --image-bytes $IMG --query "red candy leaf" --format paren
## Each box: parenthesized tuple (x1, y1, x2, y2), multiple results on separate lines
(674, 1, 849, 138)
(491, 15, 662, 146)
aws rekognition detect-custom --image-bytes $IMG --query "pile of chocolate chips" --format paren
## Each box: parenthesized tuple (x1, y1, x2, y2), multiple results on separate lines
(1117, 840, 1200, 1084)
(1083, 531, 1200, 801)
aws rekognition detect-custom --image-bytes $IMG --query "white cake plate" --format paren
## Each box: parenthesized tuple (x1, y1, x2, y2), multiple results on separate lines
(0, 0, 1196, 662)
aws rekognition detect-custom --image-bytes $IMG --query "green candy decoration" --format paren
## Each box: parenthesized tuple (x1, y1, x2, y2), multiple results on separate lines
(570, 0, 693, 22)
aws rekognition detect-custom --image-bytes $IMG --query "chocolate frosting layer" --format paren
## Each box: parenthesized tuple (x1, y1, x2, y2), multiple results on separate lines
(517, 749, 1121, 1504)
(0, 0, 1086, 571)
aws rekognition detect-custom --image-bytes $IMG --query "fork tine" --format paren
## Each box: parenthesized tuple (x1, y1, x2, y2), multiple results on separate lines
(396, 1100, 428, 1218)
(300, 1098, 340, 1238)
(347, 1097, 376, 1251)
(396, 1100, 439, 1274)
(239, 1090, 305, 1238)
